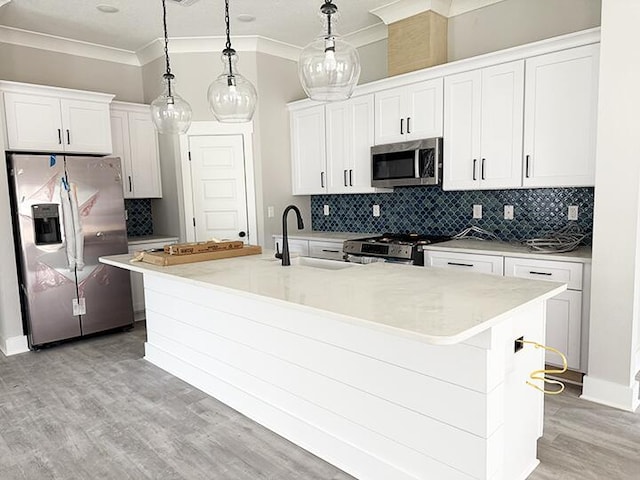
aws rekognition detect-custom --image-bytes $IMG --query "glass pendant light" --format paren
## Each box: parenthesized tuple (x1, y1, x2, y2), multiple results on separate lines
(151, 0, 192, 134)
(208, 0, 257, 123)
(298, 0, 361, 102)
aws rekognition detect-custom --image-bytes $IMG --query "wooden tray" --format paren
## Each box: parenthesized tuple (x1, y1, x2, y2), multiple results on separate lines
(164, 240, 244, 256)
(140, 245, 262, 266)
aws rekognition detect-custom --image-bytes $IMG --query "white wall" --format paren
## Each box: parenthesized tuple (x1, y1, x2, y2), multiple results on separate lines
(448, 0, 602, 61)
(0, 43, 145, 102)
(581, 0, 640, 412)
(357, 39, 388, 84)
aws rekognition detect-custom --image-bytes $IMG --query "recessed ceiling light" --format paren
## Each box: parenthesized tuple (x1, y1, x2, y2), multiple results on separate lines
(237, 14, 256, 23)
(96, 4, 119, 14)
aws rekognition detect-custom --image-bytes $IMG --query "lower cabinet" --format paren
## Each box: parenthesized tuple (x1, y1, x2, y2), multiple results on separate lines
(127, 239, 178, 320)
(273, 236, 345, 261)
(425, 250, 589, 371)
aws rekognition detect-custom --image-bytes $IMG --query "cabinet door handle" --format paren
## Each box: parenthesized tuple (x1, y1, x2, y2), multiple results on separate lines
(473, 159, 477, 181)
(400, 118, 404, 135)
(407, 117, 411, 134)
(322, 249, 340, 253)
(128, 176, 132, 193)
(320, 172, 325, 188)
(447, 262, 474, 268)
(343, 170, 348, 187)
(525, 155, 531, 178)
(349, 169, 353, 186)
(481, 158, 486, 180)
(529, 271, 552, 276)
(57, 129, 62, 145)
(66, 129, 71, 145)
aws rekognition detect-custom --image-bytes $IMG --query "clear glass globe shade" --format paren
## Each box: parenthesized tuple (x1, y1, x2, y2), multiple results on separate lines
(150, 77, 192, 134)
(298, 34, 361, 102)
(208, 52, 257, 123)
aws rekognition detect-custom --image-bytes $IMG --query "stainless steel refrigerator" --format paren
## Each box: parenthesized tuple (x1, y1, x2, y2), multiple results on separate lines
(7, 153, 133, 347)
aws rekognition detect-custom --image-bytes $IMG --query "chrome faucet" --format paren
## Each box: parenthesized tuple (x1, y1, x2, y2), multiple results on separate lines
(275, 205, 304, 266)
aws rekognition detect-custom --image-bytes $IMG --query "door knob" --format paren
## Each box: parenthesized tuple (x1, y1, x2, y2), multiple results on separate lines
(239, 231, 246, 238)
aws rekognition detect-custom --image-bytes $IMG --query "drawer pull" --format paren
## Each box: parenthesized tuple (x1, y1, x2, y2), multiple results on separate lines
(448, 262, 474, 267)
(322, 249, 340, 253)
(529, 271, 552, 276)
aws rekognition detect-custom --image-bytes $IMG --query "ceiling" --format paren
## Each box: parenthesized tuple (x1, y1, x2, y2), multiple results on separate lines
(0, 0, 395, 52)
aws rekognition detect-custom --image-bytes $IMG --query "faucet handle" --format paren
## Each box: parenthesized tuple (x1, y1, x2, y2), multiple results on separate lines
(274, 243, 283, 260)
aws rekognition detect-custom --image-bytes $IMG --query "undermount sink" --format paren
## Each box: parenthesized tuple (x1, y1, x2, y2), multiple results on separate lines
(266, 256, 357, 270)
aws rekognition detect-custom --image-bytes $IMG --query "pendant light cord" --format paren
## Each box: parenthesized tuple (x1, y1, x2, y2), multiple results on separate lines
(161, 0, 174, 98)
(321, 1, 337, 50)
(224, 0, 235, 83)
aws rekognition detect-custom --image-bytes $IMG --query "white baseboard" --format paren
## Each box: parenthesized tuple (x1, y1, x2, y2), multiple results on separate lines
(581, 375, 640, 412)
(0, 334, 29, 356)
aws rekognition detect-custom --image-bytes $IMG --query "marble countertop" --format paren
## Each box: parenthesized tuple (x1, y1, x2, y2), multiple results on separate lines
(272, 231, 371, 242)
(101, 252, 565, 346)
(127, 235, 180, 246)
(423, 239, 592, 263)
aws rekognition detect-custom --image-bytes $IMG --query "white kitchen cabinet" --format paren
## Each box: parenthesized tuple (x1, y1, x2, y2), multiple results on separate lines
(291, 105, 326, 195)
(2, 83, 114, 154)
(326, 94, 385, 194)
(291, 98, 389, 195)
(504, 257, 584, 370)
(111, 102, 162, 199)
(374, 78, 443, 145)
(273, 236, 310, 257)
(424, 251, 504, 275)
(523, 44, 600, 188)
(443, 61, 524, 190)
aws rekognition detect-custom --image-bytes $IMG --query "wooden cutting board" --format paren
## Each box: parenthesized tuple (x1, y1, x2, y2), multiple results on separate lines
(163, 240, 244, 256)
(138, 245, 262, 266)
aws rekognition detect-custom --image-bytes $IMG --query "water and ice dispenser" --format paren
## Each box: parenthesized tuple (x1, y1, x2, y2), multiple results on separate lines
(32, 204, 62, 245)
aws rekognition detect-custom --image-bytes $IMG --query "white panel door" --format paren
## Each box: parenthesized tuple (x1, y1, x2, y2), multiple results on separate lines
(443, 70, 481, 190)
(290, 105, 326, 195)
(109, 110, 134, 199)
(3, 92, 64, 152)
(406, 78, 444, 140)
(128, 112, 162, 198)
(189, 135, 249, 243)
(374, 88, 405, 145)
(545, 290, 583, 370)
(479, 61, 524, 189)
(523, 44, 599, 187)
(326, 94, 375, 194)
(61, 99, 113, 154)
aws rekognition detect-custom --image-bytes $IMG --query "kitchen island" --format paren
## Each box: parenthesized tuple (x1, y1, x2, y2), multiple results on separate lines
(100, 252, 566, 480)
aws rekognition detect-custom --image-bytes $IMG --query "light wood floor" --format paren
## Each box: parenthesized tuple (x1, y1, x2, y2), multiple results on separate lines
(0, 324, 638, 479)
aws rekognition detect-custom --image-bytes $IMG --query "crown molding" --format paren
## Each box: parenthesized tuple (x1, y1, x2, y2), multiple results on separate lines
(0, 0, 11, 8)
(136, 35, 301, 65)
(0, 25, 140, 66)
(371, 0, 507, 24)
(344, 22, 388, 48)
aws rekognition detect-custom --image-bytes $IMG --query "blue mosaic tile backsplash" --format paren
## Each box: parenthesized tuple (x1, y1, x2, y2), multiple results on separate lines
(124, 199, 153, 237)
(311, 187, 594, 244)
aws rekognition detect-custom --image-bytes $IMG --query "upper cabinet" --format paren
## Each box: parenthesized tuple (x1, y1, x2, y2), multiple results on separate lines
(444, 61, 524, 190)
(374, 78, 443, 145)
(110, 102, 162, 199)
(291, 104, 327, 195)
(291, 95, 390, 196)
(522, 44, 600, 188)
(1, 82, 114, 155)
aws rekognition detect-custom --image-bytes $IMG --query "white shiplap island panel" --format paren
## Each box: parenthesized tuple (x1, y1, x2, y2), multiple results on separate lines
(100, 253, 566, 480)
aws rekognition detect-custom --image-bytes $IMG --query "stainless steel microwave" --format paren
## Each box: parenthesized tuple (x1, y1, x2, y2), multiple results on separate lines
(371, 137, 443, 188)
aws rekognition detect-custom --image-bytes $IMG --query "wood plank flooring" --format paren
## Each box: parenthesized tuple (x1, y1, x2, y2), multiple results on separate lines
(0, 324, 638, 479)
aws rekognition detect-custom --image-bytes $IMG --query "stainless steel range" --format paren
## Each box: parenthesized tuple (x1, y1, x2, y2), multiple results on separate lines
(343, 233, 450, 265)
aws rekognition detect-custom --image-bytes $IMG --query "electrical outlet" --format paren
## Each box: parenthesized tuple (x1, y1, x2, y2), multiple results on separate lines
(568, 205, 579, 221)
(323, 204, 330, 216)
(473, 204, 482, 219)
(504, 205, 514, 220)
(372, 204, 381, 217)
(267, 206, 275, 218)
